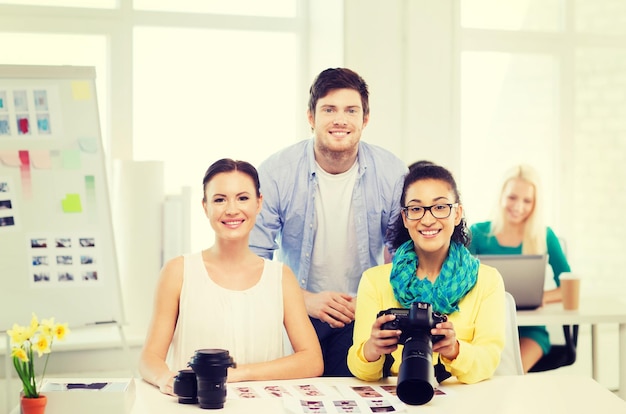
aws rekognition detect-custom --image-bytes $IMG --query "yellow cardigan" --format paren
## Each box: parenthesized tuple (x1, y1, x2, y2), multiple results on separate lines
(347, 263, 505, 384)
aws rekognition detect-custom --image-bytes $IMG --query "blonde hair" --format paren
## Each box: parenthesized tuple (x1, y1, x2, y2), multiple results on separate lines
(490, 164, 547, 254)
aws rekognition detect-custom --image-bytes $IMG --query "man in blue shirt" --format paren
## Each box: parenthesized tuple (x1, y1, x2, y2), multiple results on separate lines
(250, 68, 407, 376)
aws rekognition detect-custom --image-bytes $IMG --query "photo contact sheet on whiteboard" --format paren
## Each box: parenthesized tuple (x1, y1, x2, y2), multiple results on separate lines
(28, 233, 101, 286)
(0, 85, 103, 288)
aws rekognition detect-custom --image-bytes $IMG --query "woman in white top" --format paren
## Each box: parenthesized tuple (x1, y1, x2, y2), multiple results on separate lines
(139, 158, 323, 395)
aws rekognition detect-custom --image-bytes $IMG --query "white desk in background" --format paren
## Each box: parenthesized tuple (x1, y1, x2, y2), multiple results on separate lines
(125, 375, 626, 413)
(516, 295, 626, 399)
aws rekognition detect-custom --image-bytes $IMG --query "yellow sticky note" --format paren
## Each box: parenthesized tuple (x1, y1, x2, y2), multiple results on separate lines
(62, 194, 82, 213)
(71, 81, 91, 100)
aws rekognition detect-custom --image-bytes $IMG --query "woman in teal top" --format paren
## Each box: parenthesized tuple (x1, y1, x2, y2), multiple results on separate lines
(469, 165, 570, 373)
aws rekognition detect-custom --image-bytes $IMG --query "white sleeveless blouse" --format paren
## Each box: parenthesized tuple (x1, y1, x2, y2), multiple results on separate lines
(167, 253, 284, 371)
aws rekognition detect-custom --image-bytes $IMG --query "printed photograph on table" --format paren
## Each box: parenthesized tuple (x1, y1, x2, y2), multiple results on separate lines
(264, 385, 292, 397)
(379, 386, 396, 396)
(234, 386, 261, 399)
(297, 384, 325, 397)
(334, 400, 360, 413)
(284, 396, 406, 414)
(227, 383, 339, 401)
(366, 399, 396, 413)
(301, 400, 327, 413)
(351, 386, 381, 398)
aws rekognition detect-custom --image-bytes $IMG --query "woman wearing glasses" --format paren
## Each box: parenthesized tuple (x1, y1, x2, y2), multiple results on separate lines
(468, 164, 570, 373)
(347, 163, 505, 384)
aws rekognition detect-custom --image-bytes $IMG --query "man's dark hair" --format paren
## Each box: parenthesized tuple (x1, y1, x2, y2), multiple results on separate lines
(308, 68, 369, 117)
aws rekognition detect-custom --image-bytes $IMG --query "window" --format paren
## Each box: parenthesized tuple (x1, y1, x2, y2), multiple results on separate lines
(0, 32, 108, 152)
(133, 0, 297, 17)
(0, 2, 321, 254)
(133, 26, 300, 250)
(459, 0, 626, 295)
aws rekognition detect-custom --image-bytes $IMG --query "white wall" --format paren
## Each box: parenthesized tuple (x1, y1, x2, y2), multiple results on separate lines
(344, 0, 459, 173)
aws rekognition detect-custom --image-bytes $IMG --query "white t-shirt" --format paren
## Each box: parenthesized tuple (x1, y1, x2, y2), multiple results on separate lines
(167, 253, 284, 371)
(308, 160, 360, 296)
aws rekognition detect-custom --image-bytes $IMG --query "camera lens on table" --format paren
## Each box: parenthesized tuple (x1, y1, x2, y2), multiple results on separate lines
(173, 369, 198, 404)
(188, 348, 236, 409)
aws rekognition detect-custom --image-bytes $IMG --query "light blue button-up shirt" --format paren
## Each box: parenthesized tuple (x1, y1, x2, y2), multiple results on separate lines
(249, 139, 407, 295)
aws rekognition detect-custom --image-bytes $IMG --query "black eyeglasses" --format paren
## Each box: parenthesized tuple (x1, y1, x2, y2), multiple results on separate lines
(401, 203, 459, 220)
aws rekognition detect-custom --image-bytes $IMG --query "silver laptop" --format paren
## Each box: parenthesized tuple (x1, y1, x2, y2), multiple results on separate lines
(476, 254, 547, 310)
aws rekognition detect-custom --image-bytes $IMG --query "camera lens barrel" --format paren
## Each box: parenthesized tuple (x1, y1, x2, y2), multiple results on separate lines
(188, 349, 236, 409)
(173, 369, 198, 404)
(396, 333, 435, 405)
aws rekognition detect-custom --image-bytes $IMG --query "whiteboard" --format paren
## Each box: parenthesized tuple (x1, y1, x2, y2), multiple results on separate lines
(0, 65, 124, 330)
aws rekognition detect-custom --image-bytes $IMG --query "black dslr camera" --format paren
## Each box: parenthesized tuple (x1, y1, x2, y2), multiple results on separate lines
(377, 302, 447, 406)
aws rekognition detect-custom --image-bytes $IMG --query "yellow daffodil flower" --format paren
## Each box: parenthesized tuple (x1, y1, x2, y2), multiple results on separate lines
(6, 314, 70, 398)
(40, 317, 55, 337)
(54, 323, 70, 340)
(7, 324, 28, 346)
(33, 335, 51, 357)
(11, 347, 29, 362)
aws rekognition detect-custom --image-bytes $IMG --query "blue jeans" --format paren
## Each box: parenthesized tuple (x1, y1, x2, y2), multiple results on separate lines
(310, 317, 355, 377)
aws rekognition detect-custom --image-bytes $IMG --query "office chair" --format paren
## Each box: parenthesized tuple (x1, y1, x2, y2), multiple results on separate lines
(529, 237, 579, 372)
(528, 324, 578, 372)
(495, 292, 524, 376)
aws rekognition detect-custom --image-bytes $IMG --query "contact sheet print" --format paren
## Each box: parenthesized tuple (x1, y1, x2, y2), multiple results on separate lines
(28, 233, 101, 285)
(227, 382, 450, 413)
(0, 87, 60, 138)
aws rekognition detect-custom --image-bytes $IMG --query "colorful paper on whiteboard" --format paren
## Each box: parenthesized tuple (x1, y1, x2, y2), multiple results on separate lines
(71, 81, 91, 100)
(62, 194, 82, 213)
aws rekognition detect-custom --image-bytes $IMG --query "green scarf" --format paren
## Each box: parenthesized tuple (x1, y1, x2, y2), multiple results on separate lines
(390, 240, 479, 314)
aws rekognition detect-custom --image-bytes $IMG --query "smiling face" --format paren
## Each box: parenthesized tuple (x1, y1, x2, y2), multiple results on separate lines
(500, 177, 535, 225)
(202, 171, 262, 241)
(402, 178, 462, 255)
(308, 88, 369, 158)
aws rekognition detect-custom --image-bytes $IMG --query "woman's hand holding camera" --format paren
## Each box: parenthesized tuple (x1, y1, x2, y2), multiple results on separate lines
(431, 320, 460, 361)
(363, 313, 401, 362)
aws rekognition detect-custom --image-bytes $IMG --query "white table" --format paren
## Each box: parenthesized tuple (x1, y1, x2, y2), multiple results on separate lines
(124, 375, 625, 413)
(11, 375, 626, 413)
(516, 295, 626, 399)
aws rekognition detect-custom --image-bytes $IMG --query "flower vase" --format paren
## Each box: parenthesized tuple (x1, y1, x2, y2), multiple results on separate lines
(20, 395, 47, 414)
